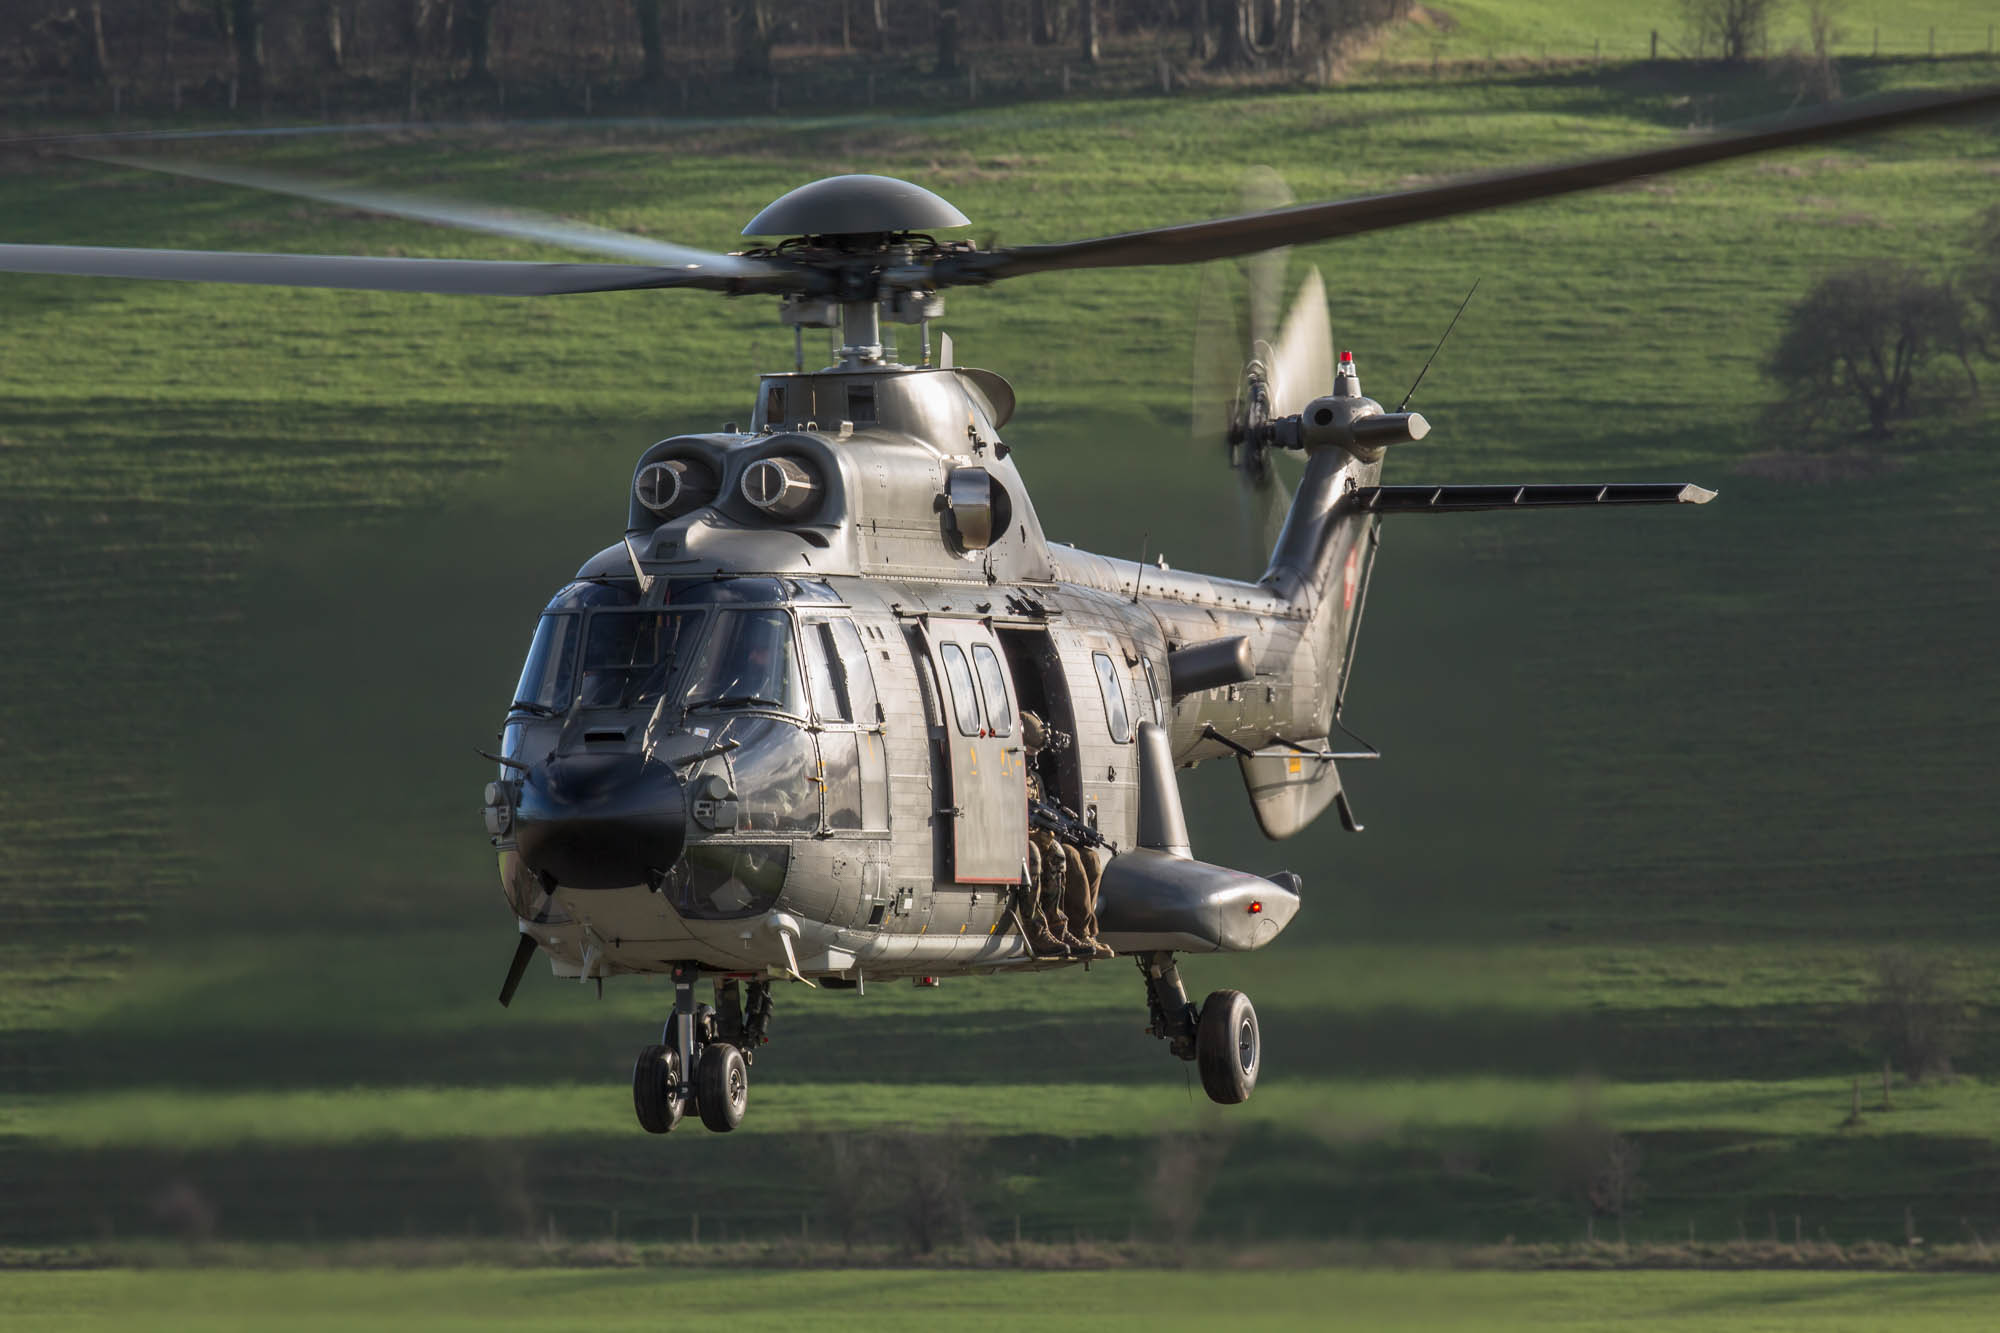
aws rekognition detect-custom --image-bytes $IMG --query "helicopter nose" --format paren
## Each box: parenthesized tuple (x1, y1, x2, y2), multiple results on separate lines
(513, 752, 687, 891)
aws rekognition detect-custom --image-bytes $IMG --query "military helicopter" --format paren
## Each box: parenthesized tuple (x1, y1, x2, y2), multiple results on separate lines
(5, 86, 1994, 1134)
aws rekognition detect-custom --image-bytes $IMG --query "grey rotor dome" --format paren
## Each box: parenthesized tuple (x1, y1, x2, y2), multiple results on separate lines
(743, 174, 970, 238)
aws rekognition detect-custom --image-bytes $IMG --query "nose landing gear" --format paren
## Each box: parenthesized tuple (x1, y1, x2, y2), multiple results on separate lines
(632, 964, 773, 1134)
(1138, 951, 1260, 1105)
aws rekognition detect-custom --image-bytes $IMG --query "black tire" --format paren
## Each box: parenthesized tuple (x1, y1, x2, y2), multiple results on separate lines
(696, 1042, 749, 1132)
(632, 1043, 684, 1134)
(1195, 989, 1259, 1105)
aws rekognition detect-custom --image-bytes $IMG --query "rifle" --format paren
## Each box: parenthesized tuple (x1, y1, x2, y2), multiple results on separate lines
(1029, 796, 1116, 854)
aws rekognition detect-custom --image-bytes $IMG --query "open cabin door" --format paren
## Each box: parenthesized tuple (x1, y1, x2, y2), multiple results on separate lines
(919, 619, 1028, 885)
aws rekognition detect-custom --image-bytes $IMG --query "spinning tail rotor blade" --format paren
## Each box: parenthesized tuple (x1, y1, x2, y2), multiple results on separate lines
(0, 243, 741, 295)
(1239, 167, 1293, 350)
(942, 86, 2000, 284)
(1265, 266, 1333, 420)
(85, 155, 789, 286)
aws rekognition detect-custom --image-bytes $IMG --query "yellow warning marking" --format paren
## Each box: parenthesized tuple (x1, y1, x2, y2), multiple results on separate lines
(1288, 757, 1302, 775)
(958, 923, 966, 934)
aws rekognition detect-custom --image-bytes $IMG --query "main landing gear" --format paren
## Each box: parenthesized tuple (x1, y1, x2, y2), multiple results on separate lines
(633, 964, 772, 1134)
(1138, 951, 1260, 1104)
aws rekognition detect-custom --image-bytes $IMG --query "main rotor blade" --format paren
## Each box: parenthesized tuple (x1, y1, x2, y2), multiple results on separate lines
(942, 86, 2000, 283)
(88, 154, 784, 283)
(0, 243, 743, 295)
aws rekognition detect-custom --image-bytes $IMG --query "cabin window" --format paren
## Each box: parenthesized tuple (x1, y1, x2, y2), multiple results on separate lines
(829, 618, 880, 723)
(938, 642, 983, 736)
(818, 731, 864, 830)
(663, 841, 790, 920)
(512, 613, 579, 714)
(801, 620, 851, 723)
(970, 643, 1014, 736)
(764, 384, 787, 428)
(1140, 655, 1165, 725)
(1092, 651, 1132, 743)
(576, 609, 703, 710)
(682, 609, 807, 716)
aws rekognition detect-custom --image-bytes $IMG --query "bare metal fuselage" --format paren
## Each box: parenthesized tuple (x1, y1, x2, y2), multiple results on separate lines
(489, 362, 1377, 987)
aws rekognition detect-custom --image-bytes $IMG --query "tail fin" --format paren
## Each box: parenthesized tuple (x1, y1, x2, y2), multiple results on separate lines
(1238, 358, 1715, 839)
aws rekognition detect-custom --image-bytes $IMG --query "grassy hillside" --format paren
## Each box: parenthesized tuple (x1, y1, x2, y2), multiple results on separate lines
(1, 53, 1997, 1253)
(10, 1269, 2000, 1333)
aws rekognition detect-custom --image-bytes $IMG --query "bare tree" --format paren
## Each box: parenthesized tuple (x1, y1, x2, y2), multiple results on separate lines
(1868, 949, 1968, 1082)
(1968, 204, 2000, 348)
(1145, 1128, 1235, 1251)
(1766, 263, 1977, 438)
(1681, 0, 1776, 63)
(1079, 0, 1100, 65)
(887, 1131, 978, 1254)
(936, 0, 961, 75)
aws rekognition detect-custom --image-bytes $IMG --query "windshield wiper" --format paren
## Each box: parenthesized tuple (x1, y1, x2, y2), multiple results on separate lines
(508, 699, 560, 717)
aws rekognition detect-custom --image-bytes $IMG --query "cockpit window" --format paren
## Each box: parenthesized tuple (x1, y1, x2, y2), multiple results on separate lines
(667, 577, 788, 605)
(511, 613, 579, 715)
(683, 609, 807, 715)
(577, 610, 703, 710)
(801, 621, 852, 723)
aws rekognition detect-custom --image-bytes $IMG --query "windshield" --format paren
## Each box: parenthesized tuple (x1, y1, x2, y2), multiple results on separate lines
(577, 610, 704, 710)
(511, 613, 579, 714)
(682, 609, 806, 715)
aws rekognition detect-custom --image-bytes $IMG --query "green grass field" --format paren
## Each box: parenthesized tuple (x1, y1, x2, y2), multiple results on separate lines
(2, 30, 1998, 1264)
(8, 1269, 2000, 1332)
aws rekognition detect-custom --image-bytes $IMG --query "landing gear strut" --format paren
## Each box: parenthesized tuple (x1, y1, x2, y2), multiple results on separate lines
(632, 965, 773, 1134)
(1138, 951, 1259, 1105)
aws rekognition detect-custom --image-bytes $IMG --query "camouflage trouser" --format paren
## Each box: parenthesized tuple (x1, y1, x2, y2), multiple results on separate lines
(1026, 829, 1074, 949)
(1061, 841, 1101, 940)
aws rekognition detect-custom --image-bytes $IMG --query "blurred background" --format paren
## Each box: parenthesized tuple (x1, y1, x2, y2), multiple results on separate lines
(1, 1, 1997, 1262)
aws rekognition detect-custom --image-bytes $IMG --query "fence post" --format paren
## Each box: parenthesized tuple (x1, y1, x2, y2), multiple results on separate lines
(1650, 30, 1658, 61)
(1929, 27, 1936, 57)
(967, 65, 976, 101)
(768, 77, 777, 111)
(1594, 37, 1600, 66)
(1873, 27, 1879, 57)
(865, 69, 874, 106)
(1060, 63, 1070, 94)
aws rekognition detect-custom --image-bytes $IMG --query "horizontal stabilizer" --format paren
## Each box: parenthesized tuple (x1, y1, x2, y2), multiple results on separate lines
(1351, 483, 1714, 513)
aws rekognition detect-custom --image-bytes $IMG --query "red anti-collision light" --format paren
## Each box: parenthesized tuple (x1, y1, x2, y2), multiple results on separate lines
(1248, 900, 1263, 914)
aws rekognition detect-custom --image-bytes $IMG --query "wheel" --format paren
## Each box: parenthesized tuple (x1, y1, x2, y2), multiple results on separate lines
(1195, 989, 1259, 1105)
(696, 1042, 749, 1132)
(632, 1043, 684, 1133)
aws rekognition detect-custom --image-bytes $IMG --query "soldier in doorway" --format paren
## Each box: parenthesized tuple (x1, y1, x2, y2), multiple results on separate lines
(1020, 712, 1081, 958)
(1019, 711, 1106, 959)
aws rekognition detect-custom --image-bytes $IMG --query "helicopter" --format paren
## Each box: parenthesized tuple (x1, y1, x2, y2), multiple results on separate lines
(4, 86, 1994, 1135)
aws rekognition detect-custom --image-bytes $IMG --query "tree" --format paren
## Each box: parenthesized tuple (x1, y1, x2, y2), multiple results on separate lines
(1079, 0, 1100, 65)
(456, 0, 500, 82)
(1968, 204, 2000, 347)
(732, 0, 773, 77)
(936, 0, 961, 75)
(1765, 263, 1976, 438)
(634, 0, 668, 81)
(1868, 949, 1968, 1082)
(1681, 0, 1776, 63)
